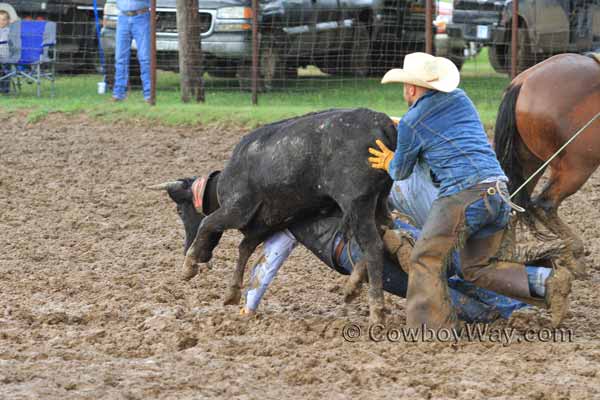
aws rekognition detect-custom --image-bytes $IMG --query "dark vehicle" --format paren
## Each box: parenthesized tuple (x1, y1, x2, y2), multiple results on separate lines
(489, 0, 600, 74)
(447, 0, 503, 46)
(445, 0, 503, 69)
(9, 0, 104, 72)
(101, 0, 428, 89)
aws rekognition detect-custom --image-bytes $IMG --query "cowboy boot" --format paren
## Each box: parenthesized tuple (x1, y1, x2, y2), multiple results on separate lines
(544, 266, 573, 327)
(382, 228, 415, 273)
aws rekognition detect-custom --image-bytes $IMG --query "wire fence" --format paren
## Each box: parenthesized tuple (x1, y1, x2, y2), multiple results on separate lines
(1, 0, 599, 101)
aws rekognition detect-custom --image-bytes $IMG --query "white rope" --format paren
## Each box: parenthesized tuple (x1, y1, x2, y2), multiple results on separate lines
(510, 111, 600, 202)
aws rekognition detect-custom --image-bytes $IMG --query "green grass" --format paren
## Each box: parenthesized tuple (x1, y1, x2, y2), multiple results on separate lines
(0, 48, 509, 128)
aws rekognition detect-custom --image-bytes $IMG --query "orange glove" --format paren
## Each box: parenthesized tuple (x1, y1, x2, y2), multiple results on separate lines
(368, 139, 394, 171)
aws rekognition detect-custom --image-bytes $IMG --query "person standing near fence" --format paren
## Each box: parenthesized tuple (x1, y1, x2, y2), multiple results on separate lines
(0, 9, 11, 94)
(113, 0, 151, 103)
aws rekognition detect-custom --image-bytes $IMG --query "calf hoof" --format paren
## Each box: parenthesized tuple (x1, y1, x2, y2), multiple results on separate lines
(369, 307, 385, 326)
(181, 257, 199, 281)
(223, 286, 242, 306)
(343, 280, 362, 304)
(343, 260, 367, 304)
(197, 249, 213, 264)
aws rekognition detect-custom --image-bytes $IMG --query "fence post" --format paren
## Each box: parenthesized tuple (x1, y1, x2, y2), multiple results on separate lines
(150, 0, 157, 105)
(425, 0, 433, 54)
(251, 0, 259, 105)
(510, 0, 519, 78)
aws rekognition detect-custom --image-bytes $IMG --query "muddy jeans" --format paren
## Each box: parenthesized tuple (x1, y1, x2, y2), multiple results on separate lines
(407, 182, 529, 329)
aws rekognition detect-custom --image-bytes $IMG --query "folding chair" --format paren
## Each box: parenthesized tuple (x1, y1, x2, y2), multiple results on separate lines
(0, 20, 57, 97)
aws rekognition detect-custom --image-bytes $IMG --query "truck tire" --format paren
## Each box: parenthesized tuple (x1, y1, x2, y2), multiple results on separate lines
(345, 23, 370, 77)
(506, 27, 538, 75)
(488, 44, 508, 73)
(238, 34, 297, 91)
(448, 48, 465, 71)
(321, 23, 370, 77)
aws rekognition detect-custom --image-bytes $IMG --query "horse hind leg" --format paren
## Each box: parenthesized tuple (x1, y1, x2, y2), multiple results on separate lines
(531, 165, 592, 276)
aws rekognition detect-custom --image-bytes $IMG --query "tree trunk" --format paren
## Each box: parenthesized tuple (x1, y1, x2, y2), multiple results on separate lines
(176, 0, 204, 102)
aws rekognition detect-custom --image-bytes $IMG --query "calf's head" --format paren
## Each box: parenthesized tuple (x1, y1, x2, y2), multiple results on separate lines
(149, 172, 220, 254)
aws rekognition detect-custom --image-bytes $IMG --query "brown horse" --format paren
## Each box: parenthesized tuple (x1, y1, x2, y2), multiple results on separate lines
(494, 53, 600, 275)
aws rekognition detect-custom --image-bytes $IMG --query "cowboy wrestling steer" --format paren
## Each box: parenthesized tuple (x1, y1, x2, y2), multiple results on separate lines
(150, 108, 397, 324)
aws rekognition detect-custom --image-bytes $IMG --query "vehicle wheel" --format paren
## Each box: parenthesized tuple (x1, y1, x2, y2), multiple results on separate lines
(506, 27, 538, 75)
(347, 23, 370, 77)
(449, 57, 464, 71)
(259, 44, 284, 90)
(322, 23, 370, 77)
(238, 35, 296, 91)
(488, 44, 508, 73)
(448, 48, 465, 71)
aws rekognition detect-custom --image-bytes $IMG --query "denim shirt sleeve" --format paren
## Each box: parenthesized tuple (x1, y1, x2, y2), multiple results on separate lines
(388, 119, 422, 181)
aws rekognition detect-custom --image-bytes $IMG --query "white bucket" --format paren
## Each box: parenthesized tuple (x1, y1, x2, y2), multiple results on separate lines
(97, 81, 106, 95)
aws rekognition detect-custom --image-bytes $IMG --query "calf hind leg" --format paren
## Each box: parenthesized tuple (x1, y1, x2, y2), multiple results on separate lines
(345, 195, 386, 325)
(223, 232, 270, 306)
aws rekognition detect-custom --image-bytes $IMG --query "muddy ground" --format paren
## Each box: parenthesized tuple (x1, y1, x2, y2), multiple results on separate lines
(1, 112, 599, 400)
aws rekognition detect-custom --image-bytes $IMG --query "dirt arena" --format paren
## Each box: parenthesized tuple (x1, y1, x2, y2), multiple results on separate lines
(1, 112, 599, 400)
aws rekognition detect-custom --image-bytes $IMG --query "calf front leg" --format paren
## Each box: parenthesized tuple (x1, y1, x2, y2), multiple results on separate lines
(183, 208, 245, 274)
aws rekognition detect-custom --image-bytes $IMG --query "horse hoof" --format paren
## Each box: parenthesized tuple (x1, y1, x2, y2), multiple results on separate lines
(223, 286, 242, 306)
(571, 257, 588, 279)
(181, 257, 199, 281)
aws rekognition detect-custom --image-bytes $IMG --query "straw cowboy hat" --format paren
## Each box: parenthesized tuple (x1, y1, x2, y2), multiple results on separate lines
(381, 52, 460, 93)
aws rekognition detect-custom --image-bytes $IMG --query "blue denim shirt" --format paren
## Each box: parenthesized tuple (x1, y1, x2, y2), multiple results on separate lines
(117, 0, 150, 12)
(388, 89, 507, 198)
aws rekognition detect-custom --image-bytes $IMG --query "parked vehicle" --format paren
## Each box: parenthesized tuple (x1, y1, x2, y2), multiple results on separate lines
(447, 0, 503, 47)
(489, 0, 600, 74)
(10, 0, 105, 72)
(100, 0, 429, 89)
(434, 0, 468, 69)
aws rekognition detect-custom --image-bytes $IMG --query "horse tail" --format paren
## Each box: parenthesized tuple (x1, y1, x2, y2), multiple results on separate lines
(494, 83, 531, 207)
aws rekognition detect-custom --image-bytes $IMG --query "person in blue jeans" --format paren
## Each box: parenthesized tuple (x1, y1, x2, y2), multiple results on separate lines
(368, 52, 572, 329)
(113, 0, 151, 102)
